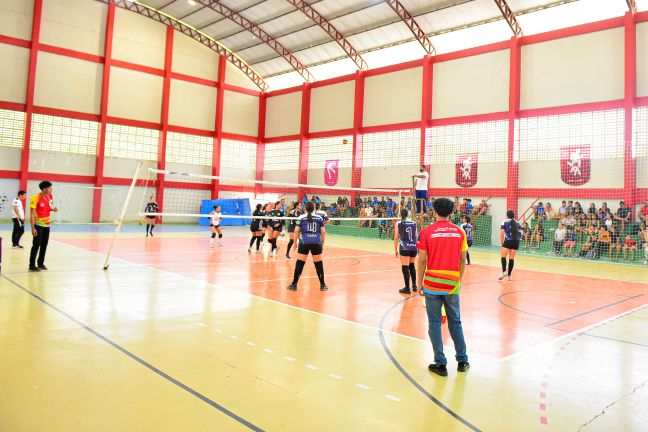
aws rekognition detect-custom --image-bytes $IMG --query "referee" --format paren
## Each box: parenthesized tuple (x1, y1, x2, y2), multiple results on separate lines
(412, 165, 429, 214)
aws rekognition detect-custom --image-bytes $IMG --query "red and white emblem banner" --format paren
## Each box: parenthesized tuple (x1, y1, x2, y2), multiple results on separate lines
(455, 153, 478, 188)
(324, 159, 339, 186)
(560, 145, 590, 186)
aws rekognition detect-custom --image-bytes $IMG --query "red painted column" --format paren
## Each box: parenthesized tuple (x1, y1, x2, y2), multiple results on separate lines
(212, 55, 227, 199)
(297, 83, 311, 199)
(351, 70, 365, 206)
(255, 94, 267, 197)
(420, 55, 433, 188)
(623, 11, 637, 209)
(19, 0, 43, 194)
(156, 26, 174, 221)
(506, 36, 521, 214)
(92, 2, 115, 223)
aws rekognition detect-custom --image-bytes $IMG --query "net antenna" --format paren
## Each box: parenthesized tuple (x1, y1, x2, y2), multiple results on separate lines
(103, 161, 142, 270)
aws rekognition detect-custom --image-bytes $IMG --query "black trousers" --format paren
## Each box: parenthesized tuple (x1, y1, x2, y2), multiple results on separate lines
(12, 218, 24, 246)
(29, 225, 50, 268)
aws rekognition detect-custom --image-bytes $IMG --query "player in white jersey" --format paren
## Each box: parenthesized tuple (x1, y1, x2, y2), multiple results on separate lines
(209, 205, 223, 247)
(314, 203, 330, 224)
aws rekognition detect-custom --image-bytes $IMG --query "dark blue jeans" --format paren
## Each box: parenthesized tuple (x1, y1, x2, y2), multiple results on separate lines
(415, 190, 427, 214)
(425, 293, 468, 365)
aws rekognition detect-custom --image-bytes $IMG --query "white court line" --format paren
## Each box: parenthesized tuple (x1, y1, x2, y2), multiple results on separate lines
(305, 364, 318, 370)
(213, 329, 223, 333)
(329, 374, 343, 380)
(355, 384, 371, 390)
(283, 356, 296, 362)
(229, 335, 239, 340)
(263, 348, 274, 354)
(499, 303, 648, 362)
(385, 395, 401, 402)
(245, 341, 256, 347)
(54, 241, 498, 362)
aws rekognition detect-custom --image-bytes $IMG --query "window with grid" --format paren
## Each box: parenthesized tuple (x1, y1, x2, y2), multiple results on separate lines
(362, 129, 419, 167)
(307, 136, 353, 169)
(518, 109, 625, 161)
(0, 109, 25, 148)
(166, 132, 213, 166)
(426, 120, 508, 164)
(221, 139, 257, 171)
(634, 106, 648, 158)
(30, 114, 99, 155)
(105, 124, 159, 160)
(263, 141, 299, 171)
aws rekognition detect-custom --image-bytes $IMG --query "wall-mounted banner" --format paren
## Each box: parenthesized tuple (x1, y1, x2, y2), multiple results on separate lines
(456, 153, 478, 188)
(324, 159, 339, 186)
(560, 145, 590, 186)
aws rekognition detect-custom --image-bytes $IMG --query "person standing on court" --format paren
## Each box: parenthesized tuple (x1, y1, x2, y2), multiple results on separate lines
(417, 197, 469, 377)
(29, 181, 58, 271)
(11, 190, 26, 248)
(412, 165, 429, 215)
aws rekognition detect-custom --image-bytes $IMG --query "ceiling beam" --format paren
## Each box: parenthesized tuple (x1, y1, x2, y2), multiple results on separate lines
(101, 0, 268, 90)
(385, 0, 435, 55)
(195, 0, 313, 82)
(284, 0, 368, 70)
(493, 0, 522, 36)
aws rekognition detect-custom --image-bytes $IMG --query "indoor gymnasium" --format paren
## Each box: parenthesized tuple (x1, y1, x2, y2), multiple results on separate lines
(2, 0, 648, 431)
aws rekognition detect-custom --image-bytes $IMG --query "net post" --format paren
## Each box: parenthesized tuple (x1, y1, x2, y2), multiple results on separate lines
(103, 161, 142, 270)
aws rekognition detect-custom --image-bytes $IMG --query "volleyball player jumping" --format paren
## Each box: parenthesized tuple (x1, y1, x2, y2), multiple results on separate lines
(288, 202, 327, 291)
(286, 201, 302, 259)
(268, 201, 285, 257)
(394, 208, 418, 294)
(209, 205, 223, 247)
(248, 203, 264, 254)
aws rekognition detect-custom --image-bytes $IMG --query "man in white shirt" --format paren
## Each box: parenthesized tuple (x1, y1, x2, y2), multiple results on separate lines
(11, 190, 26, 248)
(413, 165, 429, 214)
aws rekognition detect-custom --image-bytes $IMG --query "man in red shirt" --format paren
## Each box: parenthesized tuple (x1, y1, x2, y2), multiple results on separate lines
(417, 197, 469, 377)
(29, 180, 58, 271)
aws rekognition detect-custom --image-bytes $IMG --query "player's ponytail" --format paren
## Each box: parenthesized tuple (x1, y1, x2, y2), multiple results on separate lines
(400, 208, 409, 223)
(507, 209, 518, 240)
(306, 201, 314, 222)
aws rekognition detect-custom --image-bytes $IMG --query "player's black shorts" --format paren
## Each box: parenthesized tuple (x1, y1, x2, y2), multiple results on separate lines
(503, 239, 520, 250)
(146, 216, 155, 220)
(272, 225, 283, 233)
(467, 240, 473, 247)
(298, 243, 322, 256)
(399, 249, 417, 257)
(288, 224, 296, 233)
(210, 224, 220, 229)
(262, 220, 268, 228)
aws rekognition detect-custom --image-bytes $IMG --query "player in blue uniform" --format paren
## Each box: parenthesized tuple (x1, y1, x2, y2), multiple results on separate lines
(394, 208, 418, 294)
(286, 201, 302, 259)
(268, 201, 285, 257)
(460, 215, 474, 265)
(288, 202, 327, 291)
(499, 210, 521, 281)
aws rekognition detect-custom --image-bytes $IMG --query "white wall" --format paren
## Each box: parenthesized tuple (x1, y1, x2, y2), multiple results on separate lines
(637, 22, 648, 98)
(309, 80, 354, 132)
(0, 44, 29, 104)
(363, 67, 422, 127)
(0, 0, 34, 41)
(101, 185, 151, 223)
(112, 7, 166, 69)
(172, 31, 219, 81)
(29, 150, 95, 176)
(265, 92, 302, 138)
(163, 187, 210, 223)
(0, 147, 22, 171)
(168, 79, 217, 131)
(222, 91, 259, 137)
(108, 67, 163, 123)
(40, 0, 106, 56)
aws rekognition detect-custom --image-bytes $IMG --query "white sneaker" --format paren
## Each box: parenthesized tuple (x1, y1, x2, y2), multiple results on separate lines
(644, 259, 647, 265)
(255, 250, 262, 254)
(248, 247, 252, 254)
(507, 275, 512, 281)
(497, 272, 507, 280)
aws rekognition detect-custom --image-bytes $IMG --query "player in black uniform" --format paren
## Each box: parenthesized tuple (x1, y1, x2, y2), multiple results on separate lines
(268, 201, 285, 257)
(286, 201, 302, 259)
(144, 195, 158, 237)
(248, 203, 264, 254)
(288, 201, 327, 291)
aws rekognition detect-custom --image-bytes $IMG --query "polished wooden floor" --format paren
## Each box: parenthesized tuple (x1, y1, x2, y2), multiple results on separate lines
(1, 226, 647, 431)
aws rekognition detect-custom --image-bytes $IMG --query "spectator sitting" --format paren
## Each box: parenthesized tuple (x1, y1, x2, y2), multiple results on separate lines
(536, 202, 547, 220)
(614, 200, 631, 233)
(564, 228, 576, 257)
(465, 199, 474, 214)
(598, 202, 610, 220)
(554, 222, 567, 254)
(561, 211, 577, 229)
(573, 202, 584, 217)
(639, 200, 648, 225)
(622, 235, 637, 261)
(545, 203, 559, 220)
(638, 224, 648, 265)
(598, 227, 611, 256)
(559, 200, 568, 217)
(576, 214, 589, 241)
(566, 200, 574, 214)
(609, 226, 622, 261)
(521, 221, 532, 248)
(580, 227, 598, 257)
(531, 220, 544, 248)
(459, 198, 469, 216)
(604, 214, 614, 231)
(587, 202, 597, 217)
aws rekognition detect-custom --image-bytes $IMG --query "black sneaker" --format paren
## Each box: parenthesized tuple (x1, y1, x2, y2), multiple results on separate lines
(412, 286, 418, 292)
(399, 287, 412, 294)
(457, 362, 470, 372)
(28, 266, 41, 272)
(320, 284, 328, 291)
(428, 364, 448, 377)
(17, 245, 24, 249)
(38, 265, 48, 271)
(288, 284, 297, 291)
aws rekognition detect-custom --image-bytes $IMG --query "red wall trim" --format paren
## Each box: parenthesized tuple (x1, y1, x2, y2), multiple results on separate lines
(420, 55, 433, 170)
(361, 121, 421, 134)
(111, 59, 164, 76)
(255, 93, 267, 194)
(103, 177, 151, 187)
(211, 55, 227, 199)
(636, 10, 648, 23)
(520, 16, 625, 46)
(430, 111, 509, 127)
(32, 106, 100, 121)
(364, 58, 423, 77)
(636, 96, 648, 107)
(266, 85, 303, 97)
(168, 124, 216, 137)
(518, 100, 625, 118)
(38, 43, 103, 63)
(170, 72, 217, 88)
(310, 73, 355, 88)
(0, 101, 27, 111)
(518, 188, 626, 199)
(105, 116, 161, 130)
(429, 188, 507, 198)
(27, 172, 96, 183)
(507, 36, 521, 214)
(0, 35, 31, 48)
(298, 83, 311, 195)
(221, 132, 258, 143)
(351, 70, 365, 205)
(434, 40, 510, 63)
(307, 128, 355, 139)
(637, 189, 648, 202)
(264, 134, 300, 143)
(19, 0, 43, 193)
(0, 170, 20, 179)
(623, 12, 637, 208)
(221, 83, 262, 96)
